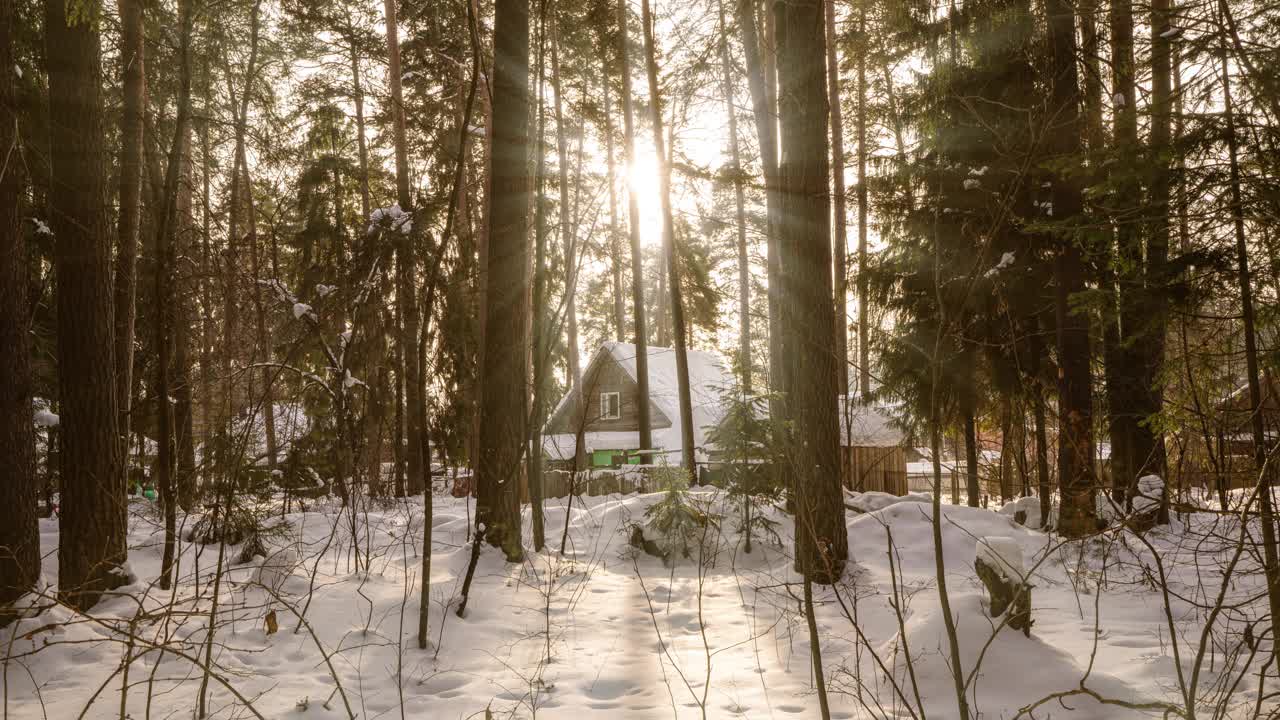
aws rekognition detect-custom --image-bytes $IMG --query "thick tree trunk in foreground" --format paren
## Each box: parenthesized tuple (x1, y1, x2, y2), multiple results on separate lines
(477, 0, 531, 562)
(45, 0, 128, 610)
(617, 0, 653, 460)
(1046, 0, 1095, 537)
(0, 1, 40, 620)
(641, 0, 697, 473)
(775, 0, 847, 583)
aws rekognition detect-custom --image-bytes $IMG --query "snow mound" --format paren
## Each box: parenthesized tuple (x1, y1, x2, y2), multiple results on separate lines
(1132, 474, 1165, 515)
(999, 495, 1045, 527)
(882, 594, 1150, 719)
(253, 545, 299, 595)
(977, 535, 1024, 580)
(848, 490, 932, 513)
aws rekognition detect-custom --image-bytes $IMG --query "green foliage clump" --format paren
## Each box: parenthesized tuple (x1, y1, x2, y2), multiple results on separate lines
(640, 466, 715, 562)
(706, 384, 782, 552)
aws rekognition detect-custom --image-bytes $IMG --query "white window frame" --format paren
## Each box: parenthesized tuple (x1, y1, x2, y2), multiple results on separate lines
(600, 391, 621, 420)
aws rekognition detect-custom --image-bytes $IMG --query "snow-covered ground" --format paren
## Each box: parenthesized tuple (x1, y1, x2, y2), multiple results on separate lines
(2, 489, 1272, 718)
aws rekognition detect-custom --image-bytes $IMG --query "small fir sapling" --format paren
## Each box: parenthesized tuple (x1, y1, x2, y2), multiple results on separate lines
(704, 383, 782, 552)
(633, 465, 715, 563)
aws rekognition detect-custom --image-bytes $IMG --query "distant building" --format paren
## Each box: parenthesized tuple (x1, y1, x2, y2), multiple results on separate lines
(542, 342, 909, 494)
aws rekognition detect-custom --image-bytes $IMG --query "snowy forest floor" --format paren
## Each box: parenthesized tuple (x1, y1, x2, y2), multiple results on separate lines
(2, 487, 1274, 719)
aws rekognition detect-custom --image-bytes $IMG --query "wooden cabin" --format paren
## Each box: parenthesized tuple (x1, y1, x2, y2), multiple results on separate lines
(542, 342, 731, 469)
(838, 399, 908, 494)
(543, 343, 912, 497)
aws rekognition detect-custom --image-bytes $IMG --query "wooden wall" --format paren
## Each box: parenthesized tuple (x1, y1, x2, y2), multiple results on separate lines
(841, 445, 908, 495)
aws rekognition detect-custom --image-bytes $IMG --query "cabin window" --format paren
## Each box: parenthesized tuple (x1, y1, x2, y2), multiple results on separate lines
(600, 391, 621, 420)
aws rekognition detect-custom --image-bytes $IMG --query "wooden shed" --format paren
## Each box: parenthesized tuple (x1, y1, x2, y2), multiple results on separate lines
(838, 400, 908, 495)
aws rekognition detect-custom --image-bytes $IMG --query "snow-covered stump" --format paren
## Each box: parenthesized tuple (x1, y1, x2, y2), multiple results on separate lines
(1126, 475, 1166, 534)
(976, 536, 1032, 636)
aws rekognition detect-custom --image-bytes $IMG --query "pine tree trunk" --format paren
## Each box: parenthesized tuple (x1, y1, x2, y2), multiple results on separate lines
(477, 0, 532, 561)
(552, 21, 584, 472)
(384, 0, 427, 498)
(602, 63, 627, 342)
(1138, 0, 1173, 496)
(1221, 42, 1280, 661)
(775, 0, 847, 583)
(0, 2, 39, 620)
(199, 57, 215, 491)
(963, 354, 980, 507)
(736, 0, 783, 400)
(113, 0, 145, 449)
(153, 0, 194, 589)
(529, 9, 549, 552)
(349, 32, 371, 223)
(45, 0, 128, 610)
(175, 131, 198, 511)
(617, 0, 654, 460)
(717, 0, 752, 392)
(642, 0, 697, 473)
(824, 0, 848, 399)
(854, 1, 870, 400)
(1108, 0, 1141, 506)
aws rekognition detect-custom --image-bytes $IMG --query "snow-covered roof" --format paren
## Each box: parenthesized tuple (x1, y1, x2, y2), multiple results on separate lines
(543, 342, 733, 463)
(837, 398, 905, 448)
(544, 345, 906, 463)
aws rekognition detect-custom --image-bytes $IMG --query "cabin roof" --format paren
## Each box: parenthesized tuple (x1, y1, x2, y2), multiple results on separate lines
(838, 398, 906, 448)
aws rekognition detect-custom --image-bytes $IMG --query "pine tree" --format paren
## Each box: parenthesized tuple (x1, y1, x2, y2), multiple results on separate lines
(44, 0, 128, 611)
(477, 0, 532, 562)
(775, 0, 848, 583)
(0, 0, 39, 621)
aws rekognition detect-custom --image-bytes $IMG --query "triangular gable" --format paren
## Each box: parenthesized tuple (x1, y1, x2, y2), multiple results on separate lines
(544, 345, 672, 436)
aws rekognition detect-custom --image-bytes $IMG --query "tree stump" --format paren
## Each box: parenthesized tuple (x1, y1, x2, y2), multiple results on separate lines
(976, 537, 1033, 636)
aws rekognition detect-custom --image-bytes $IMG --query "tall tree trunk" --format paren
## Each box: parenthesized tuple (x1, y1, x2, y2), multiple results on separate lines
(824, 0, 848, 399)
(153, 0, 195, 591)
(349, 33, 371, 223)
(552, 21, 585, 474)
(1138, 0, 1172, 501)
(641, 0, 697, 473)
(384, 0, 426, 498)
(175, 130, 198, 511)
(1046, 0, 1095, 536)
(529, 4, 549, 552)
(44, 0, 128, 611)
(113, 0, 145, 449)
(1107, 0, 1140, 506)
(0, 0, 39, 621)
(854, 0, 870, 400)
(736, 0, 783, 400)
(962, 346, 980, 507)
(470, 0, 492, 477)
(553, 21, 581, 390)
(775, 0, 848, 583)
(602, 61, 627, 342)
(617, 0, 654, 461)
(717, 0, 752, 392)
(1221, 39, 1280, 660)
(477, 0, 531, 561)
(199, 55, 214, 491)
